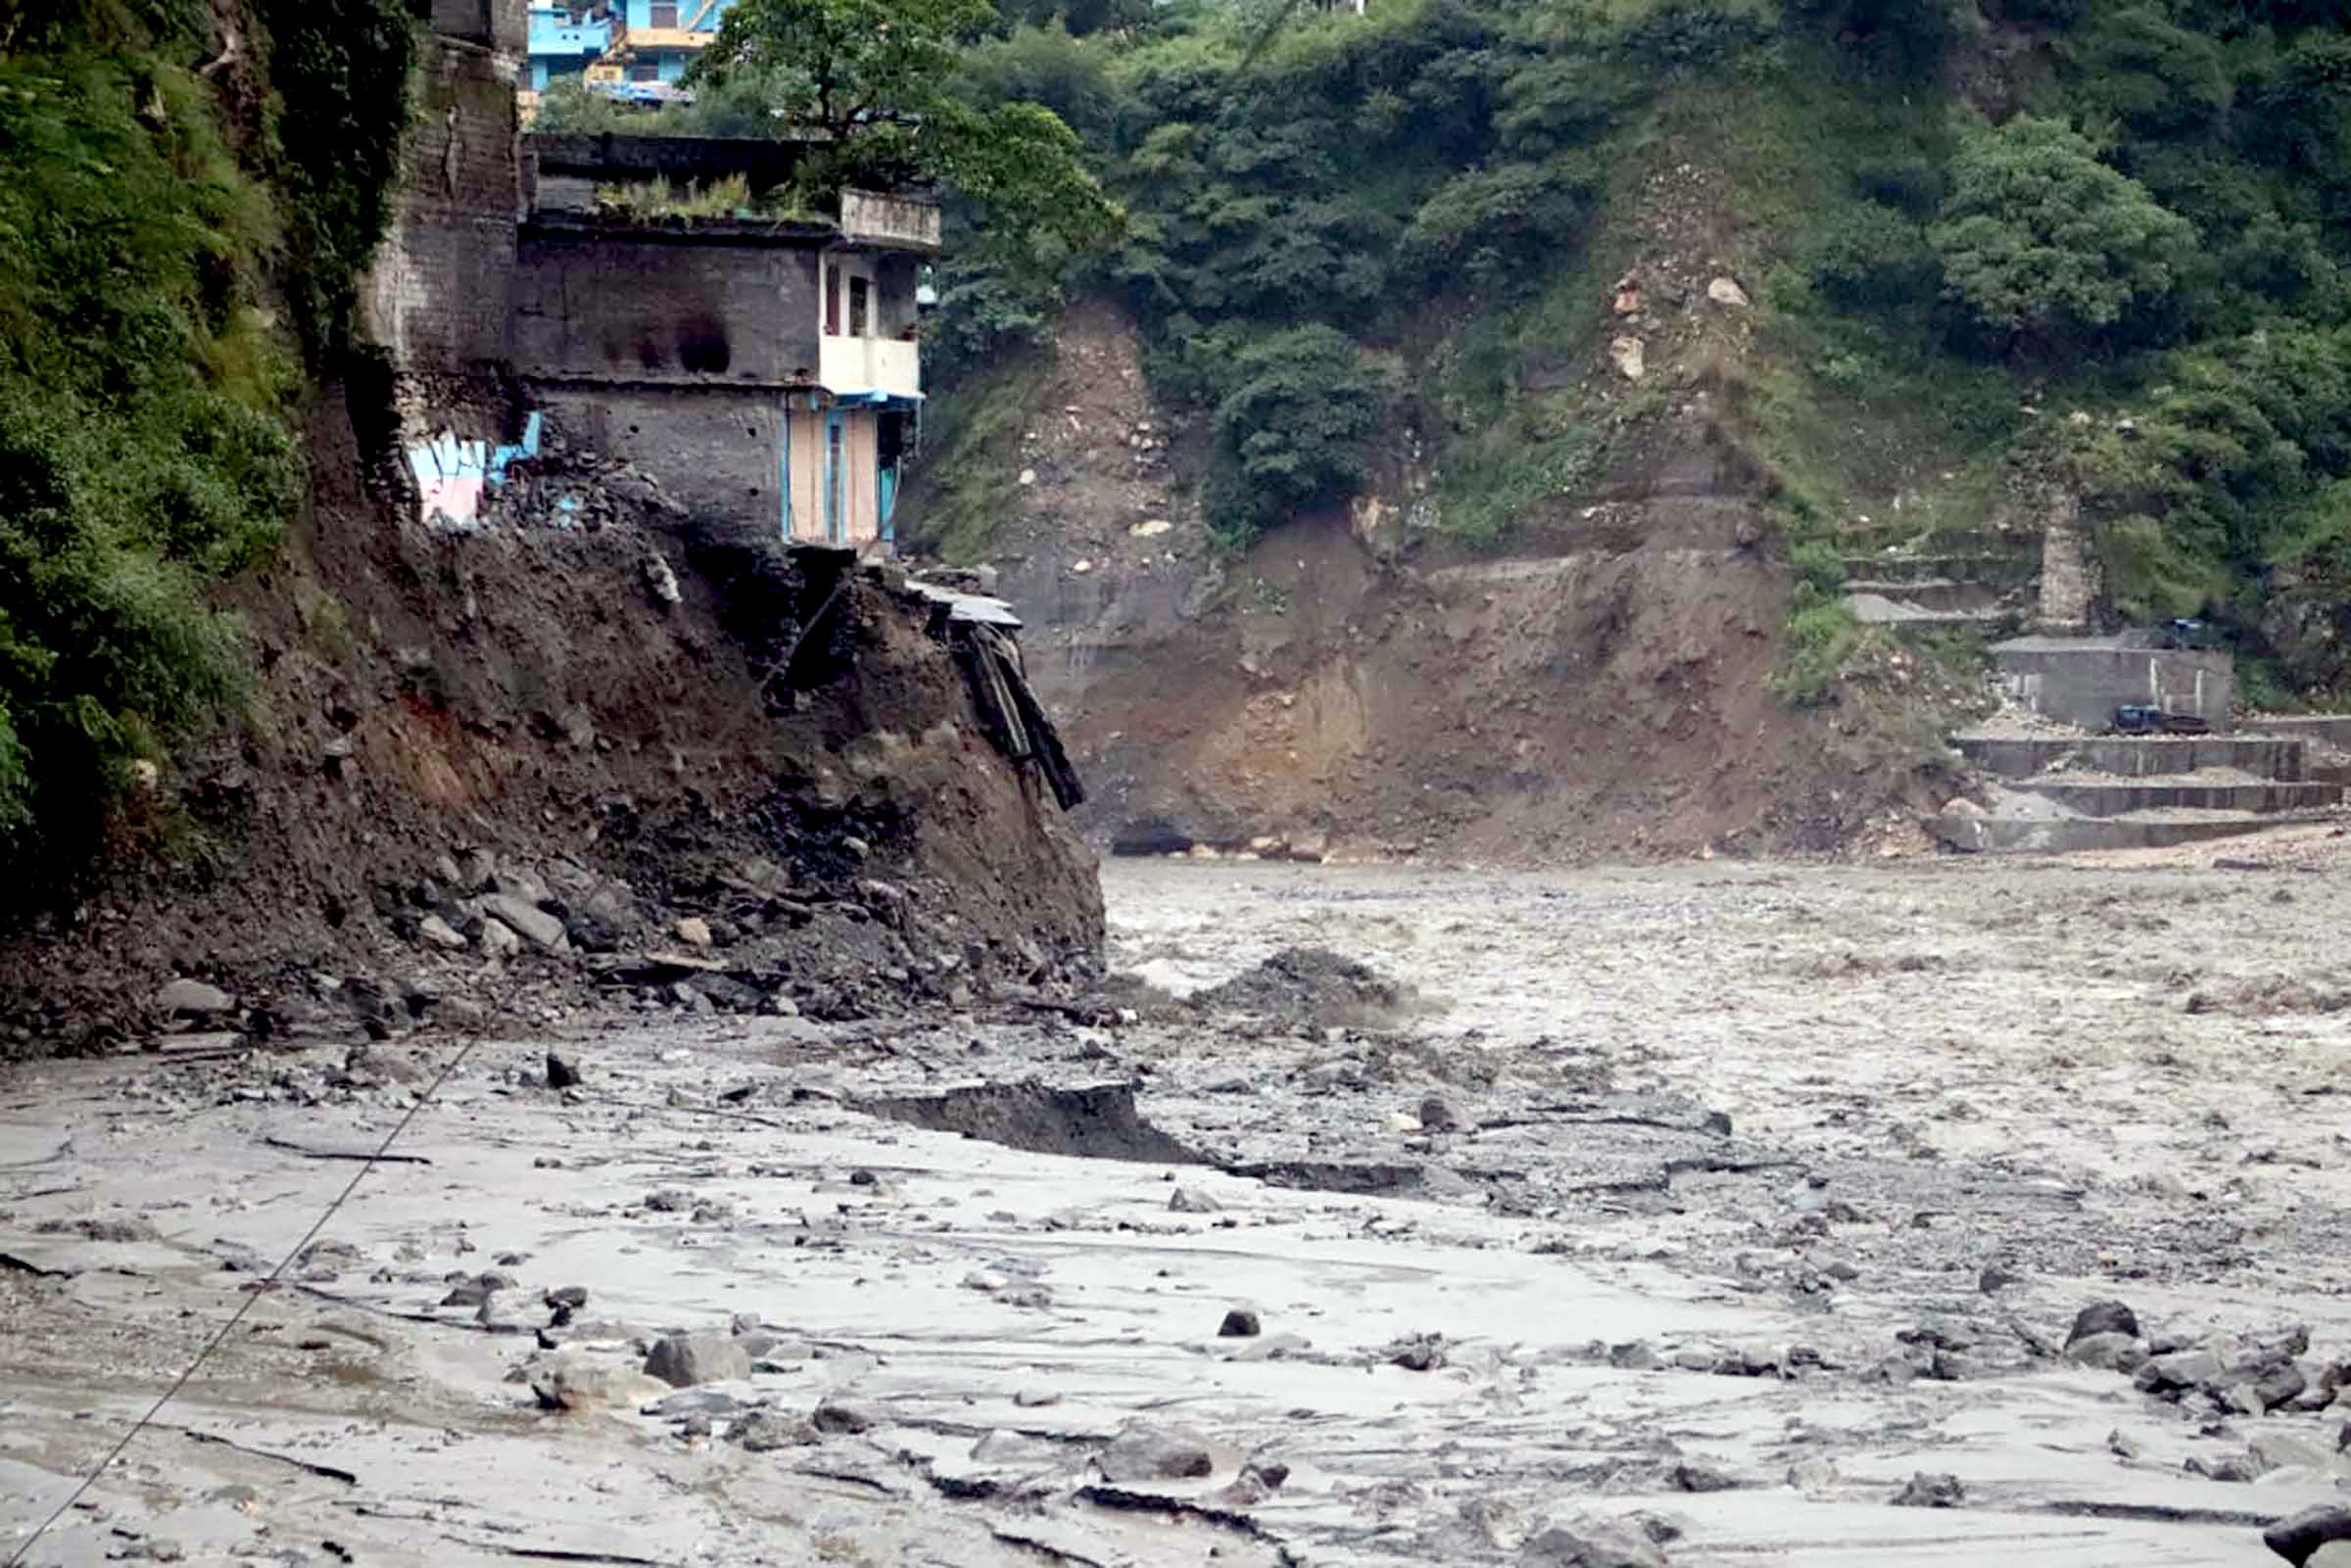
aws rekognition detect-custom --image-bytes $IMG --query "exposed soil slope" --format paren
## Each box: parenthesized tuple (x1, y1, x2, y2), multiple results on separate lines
(902, 245, 1975, 865)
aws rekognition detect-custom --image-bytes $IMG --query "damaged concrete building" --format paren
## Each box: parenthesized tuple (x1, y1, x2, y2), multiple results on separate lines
(352, 0, 1077, 817)
(518, 137, 936, 547)
(362, 0, 935, 553)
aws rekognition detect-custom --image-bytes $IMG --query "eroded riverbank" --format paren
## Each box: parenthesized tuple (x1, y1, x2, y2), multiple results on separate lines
(7, 852, 2351, 1565)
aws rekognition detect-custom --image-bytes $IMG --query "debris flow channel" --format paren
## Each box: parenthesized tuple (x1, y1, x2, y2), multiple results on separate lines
(7, 854, 2351, 1566)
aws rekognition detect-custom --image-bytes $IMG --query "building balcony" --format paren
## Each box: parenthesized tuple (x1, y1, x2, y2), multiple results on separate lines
(840, 189, 941, 254)
(610, 24, 712, 53)
(820, 334, 921, 402)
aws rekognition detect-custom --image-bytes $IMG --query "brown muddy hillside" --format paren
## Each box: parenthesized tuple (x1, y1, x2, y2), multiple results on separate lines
(901, 189, 1977, 865)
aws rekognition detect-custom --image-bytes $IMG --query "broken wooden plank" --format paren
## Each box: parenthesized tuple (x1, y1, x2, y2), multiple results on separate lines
(264, 1137, 432, 1166)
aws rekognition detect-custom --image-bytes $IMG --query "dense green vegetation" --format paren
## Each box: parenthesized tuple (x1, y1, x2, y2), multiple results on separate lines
(0, 0, 410, 879)
(892, 0, 2351, 696)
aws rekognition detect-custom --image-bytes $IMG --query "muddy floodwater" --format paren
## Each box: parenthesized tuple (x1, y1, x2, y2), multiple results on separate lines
(8, 852, 2351, 1566)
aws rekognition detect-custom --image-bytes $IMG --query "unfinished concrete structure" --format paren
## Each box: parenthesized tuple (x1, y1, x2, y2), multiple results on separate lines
(1934, 647, 2344, 853)
(1991, 634, 2236, 732)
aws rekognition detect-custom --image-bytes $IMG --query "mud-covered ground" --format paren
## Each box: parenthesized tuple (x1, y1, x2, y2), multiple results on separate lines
(8, 846, 2351, 1566)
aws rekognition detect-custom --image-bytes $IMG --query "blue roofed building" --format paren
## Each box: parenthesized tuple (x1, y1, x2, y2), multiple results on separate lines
(524, 1, 614, 93)
(602, 0, 735, 87)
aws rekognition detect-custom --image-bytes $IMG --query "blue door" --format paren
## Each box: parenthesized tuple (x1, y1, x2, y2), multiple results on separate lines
(824, 410, 845, 545)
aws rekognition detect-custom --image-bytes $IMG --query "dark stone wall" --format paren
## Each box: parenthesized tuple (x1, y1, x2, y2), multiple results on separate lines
(359, 6, 523, 373)
(530, 383, 785, 541)
(512, 225, 822, 388)
(430, 0, 523, 48)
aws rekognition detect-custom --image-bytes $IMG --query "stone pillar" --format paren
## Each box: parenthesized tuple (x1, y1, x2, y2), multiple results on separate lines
(2034, 486, 2096, 636)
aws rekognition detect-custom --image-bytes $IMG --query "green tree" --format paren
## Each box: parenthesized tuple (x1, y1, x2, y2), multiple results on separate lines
(1927, 115, 2194, 353)
(1205, 324, 1394, 548)
(994, 0, 1153, 35)
(691, 0, 1123, 275)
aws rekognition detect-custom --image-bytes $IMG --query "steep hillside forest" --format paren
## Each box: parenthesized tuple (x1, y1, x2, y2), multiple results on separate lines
(910, 0, 2351, 708)
(0, 0, 411, 889)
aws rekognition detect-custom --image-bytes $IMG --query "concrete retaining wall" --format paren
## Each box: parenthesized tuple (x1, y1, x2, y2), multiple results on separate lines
(2248, 715, 2351, 749)
(1956, 736, 2305, 782)
(1929, 814, 2295, 853)
(2015, 780, 2339, 816)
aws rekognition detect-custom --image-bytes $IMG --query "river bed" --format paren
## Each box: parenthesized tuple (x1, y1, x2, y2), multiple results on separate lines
(5, 854, 2350, 1565)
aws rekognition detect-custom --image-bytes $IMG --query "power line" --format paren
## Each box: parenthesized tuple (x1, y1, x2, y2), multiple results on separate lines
(5, 1022, 497, 1568)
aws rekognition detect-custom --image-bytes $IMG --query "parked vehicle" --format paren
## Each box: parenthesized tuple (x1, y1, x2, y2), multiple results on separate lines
(2112, 704, 2213, 736)
(2155, 617, 2222, 650)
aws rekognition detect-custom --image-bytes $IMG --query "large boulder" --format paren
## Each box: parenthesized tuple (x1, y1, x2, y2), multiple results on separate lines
(643, 1333, 751, 1389)
(478, 893, 568, 952)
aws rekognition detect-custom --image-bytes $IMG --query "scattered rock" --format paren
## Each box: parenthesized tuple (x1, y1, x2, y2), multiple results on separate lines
(2068, 1301, 2141, 1347)
(1098, 1423, 1216, 1483)
(1892, 1472, 1964, 1508)
(480, 893, 568, 952)
(2135, 1348, 2222, 1399)
(1667, 1461, 1737, 1493)
(1978, 1263, 2023, 1293)
(2065, 1332, 2145, 1372)
(1609, 336, 1647, 381)
(480, 919, 522, 959)
(1219, 1307, 1262, 1339)
(1387, 1332, 1446, 1372)
(643, 1333, 751, 1389)
(2268, 1506, 2351, 1567)
(39, 1215, 161, 1244)
(1418, 1094, 1464, 1133)
(731, 1410, 818, 1450)
(416, 915, 468, 951)
(440, 1277, 498, 1307)
(2250, 1432, 2333, 1474)
(546, 1050, 581, 1089)
(676, 916, 713, 948)
(1786, 1457, 1837, 1490)
(811, 1399, 876, 1435)
(1169, 1186, 1222, 1213)
(2187, 1450, 2265, 1483)
(156, 978, 234, 1017)
(1518, 1514, 1670, 1567)
(1191, 946, 1416, 1031)
(531, 1354, 657, 1410)
(1706, 276, 1751, 309)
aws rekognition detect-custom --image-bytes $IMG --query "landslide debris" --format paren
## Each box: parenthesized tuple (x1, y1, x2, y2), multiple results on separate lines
(1190, 945, 1417, 1031)
(0, 402, 1103, 1056)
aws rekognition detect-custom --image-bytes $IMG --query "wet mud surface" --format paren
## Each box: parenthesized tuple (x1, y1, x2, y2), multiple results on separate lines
(7, 856, 2351, 1565)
